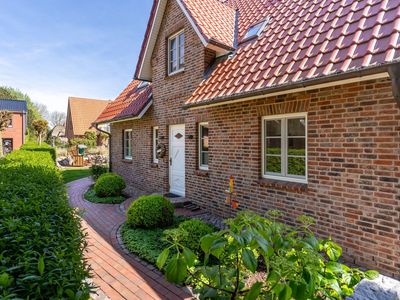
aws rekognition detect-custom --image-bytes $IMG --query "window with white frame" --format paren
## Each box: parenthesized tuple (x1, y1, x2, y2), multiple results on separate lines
(168, 30, 184, 75)
(123, 129, 132, 160)
(199, 122, 209, 170)
(262, 113, 307, 183)
(153, 126, 159, 163)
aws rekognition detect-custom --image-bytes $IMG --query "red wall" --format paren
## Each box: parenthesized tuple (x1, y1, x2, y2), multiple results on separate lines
(2, 112, 24, 150)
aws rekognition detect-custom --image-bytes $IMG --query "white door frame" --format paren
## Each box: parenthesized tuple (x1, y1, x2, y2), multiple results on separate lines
(169, 124, 185, 196)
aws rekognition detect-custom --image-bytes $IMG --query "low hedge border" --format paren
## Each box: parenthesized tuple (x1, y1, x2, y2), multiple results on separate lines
(0, 147, 91, 298)
(84, 186, 126, 204)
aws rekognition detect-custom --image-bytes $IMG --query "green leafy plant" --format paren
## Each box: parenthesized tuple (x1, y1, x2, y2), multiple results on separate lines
(0, 147, 91, 298)
(163, 219, 215, 256)
(94, 173, 126, 197)
(90, 164, 108, 180)
(84, 186, 125, 204)
(126, 195, 174, 229)
(158, 211, 378, 300)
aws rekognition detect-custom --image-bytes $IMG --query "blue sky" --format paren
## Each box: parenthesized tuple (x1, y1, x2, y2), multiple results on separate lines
(0, 1, 153, 112)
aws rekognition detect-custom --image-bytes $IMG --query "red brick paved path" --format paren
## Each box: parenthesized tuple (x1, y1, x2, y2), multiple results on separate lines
(67, 177, 192, 300)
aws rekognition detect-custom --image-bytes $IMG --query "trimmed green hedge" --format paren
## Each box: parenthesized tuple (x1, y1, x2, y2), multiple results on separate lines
(0, 148, 91, 298)
(20, 142, 57, 162)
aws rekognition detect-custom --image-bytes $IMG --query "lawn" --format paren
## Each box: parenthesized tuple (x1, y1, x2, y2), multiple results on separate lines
(61, 167, 91, 183)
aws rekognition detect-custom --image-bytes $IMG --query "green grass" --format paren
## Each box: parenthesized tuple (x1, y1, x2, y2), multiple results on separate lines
(84, 186, 126, 204)
(121, 216, 187, 265)
(61, 167, 91, 183)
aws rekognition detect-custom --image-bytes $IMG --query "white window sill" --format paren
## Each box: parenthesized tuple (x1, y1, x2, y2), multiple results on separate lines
(262, 174, 307, 184)
(168, 68, 184, 77)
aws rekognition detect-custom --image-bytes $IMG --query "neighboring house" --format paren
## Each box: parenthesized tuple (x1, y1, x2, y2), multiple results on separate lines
(0, 99, 27, 154)
(49, 125, 68, 146)
(65, 97, 110, 141)
(96, 0, 400, 277)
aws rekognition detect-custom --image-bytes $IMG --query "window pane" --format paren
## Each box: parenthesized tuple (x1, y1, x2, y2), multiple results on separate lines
(201, 125, 209, 151)
(288, 157, 306, 176)
(201, 152, 208, 166)
(266, 138, 280, 154)
(288, 138, 305, 156)
(265, 156, 281, 174)
(179, 33, 184, 66)
(265, 119, 281, 136)
(288, 118, 305, 136)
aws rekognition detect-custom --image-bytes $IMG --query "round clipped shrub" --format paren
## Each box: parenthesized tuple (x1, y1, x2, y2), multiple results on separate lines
(94, 173, 126, 197)
(127, 195, 174, 228)
(178, 219, 214, 254)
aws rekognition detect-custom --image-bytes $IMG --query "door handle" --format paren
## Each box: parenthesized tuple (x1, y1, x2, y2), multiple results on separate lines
(169, 158, 172, 166)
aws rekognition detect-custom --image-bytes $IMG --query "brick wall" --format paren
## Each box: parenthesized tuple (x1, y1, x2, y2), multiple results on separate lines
(110, 0, 400, 278)
(2, 112, 24, 150)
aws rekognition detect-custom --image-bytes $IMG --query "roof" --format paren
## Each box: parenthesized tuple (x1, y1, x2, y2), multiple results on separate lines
(0, 99, 28, 113)
(135, 0, 237, 81)
(67, 97, 110, 135)
(186, 0, 400, 106)
(95, 80, 153, 124)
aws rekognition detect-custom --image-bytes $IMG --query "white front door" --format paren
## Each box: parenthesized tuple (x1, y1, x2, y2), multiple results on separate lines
(169, 124, 185, 196)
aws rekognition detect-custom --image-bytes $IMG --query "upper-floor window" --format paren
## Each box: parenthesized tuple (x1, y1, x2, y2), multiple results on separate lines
(168, 30, 184, 75)
(262, 113, 307, 183)
(7, 117, 12, 128)
(153, 126, 159, 163)
(123, 129, 132, 160)
(199, 122, 209, 170)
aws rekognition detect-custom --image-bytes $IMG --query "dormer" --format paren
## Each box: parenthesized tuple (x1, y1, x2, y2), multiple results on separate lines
(135, 0, 237, 82)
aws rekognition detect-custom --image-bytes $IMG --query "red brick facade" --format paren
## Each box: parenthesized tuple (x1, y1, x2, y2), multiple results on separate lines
(1, 112, 25, 151)
(110, 0, 400, 277)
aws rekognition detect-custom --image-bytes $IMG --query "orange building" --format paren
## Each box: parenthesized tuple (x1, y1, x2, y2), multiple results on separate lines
(0, 99, 27, 154)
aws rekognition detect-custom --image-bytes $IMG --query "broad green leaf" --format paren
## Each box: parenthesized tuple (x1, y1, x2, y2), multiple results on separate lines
(200, 235, 215, 253)
(38, 256, 45, 275)
(364, 270, 379, 280)
(65, 289, 75, 299)
(165, 256, 187, 283)
(210, 238, 226, 258)
(242, 249, 257, 273)
(244, 281, 262, 300)
(325, 241, 342, 261)
(0, 273, 12, 287)
(326, 262, 343, 274)
(156, 248, 170, 270)
(279, 285, 292, 300)
(182, 247, 196, 267)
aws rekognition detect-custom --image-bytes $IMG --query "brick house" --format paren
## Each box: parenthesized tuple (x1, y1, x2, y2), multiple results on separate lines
(0, 99, 27, 154)
(96, 0, 400, 277)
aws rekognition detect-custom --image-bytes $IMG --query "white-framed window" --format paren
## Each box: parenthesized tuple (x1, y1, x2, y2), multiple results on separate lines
(153, 126, 159, 163)
(242, 17, 270, 41)
(262, 113, 307, 183)
(168, 30, 184, 75)
(199, 122, 209, 170)
(123, 129, 132, 160)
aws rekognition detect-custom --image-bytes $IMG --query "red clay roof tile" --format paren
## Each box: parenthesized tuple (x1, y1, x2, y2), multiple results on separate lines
(185, 0, 400, 106)
(95, 80, 152, 124)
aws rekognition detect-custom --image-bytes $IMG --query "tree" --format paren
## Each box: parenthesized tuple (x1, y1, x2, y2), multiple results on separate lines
(0, 86, 45, 139)
(49, 111, 66, 127)
(0, 110, 12, 157)
(32, 119, 48, 145)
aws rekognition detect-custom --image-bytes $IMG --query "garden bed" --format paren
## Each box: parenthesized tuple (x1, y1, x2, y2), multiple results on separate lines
(120, 216, 187, 265)
(84, 186, 126, 204)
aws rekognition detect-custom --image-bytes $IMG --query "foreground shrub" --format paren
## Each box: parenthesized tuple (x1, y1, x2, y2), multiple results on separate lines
(127, 195, 174, 228)
(158, 211, 379, 300)
(90, 164, 108, 180)
(163, 219, 214, 256)
(94, 173, 126, 197)
(0, 148, 91, 298)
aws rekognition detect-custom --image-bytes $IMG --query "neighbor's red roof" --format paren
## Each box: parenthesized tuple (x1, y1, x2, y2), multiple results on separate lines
(95, 80, 152, 124)
(185, 0, 400, 106)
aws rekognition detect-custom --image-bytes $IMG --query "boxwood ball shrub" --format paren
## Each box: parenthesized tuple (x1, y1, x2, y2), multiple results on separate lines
(127, 195, 174, 229)
(94, 173, 126, 197)
(176, 219, 214, 255)
(0, 147, 90, 298)
(90, 164, 108, 180)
